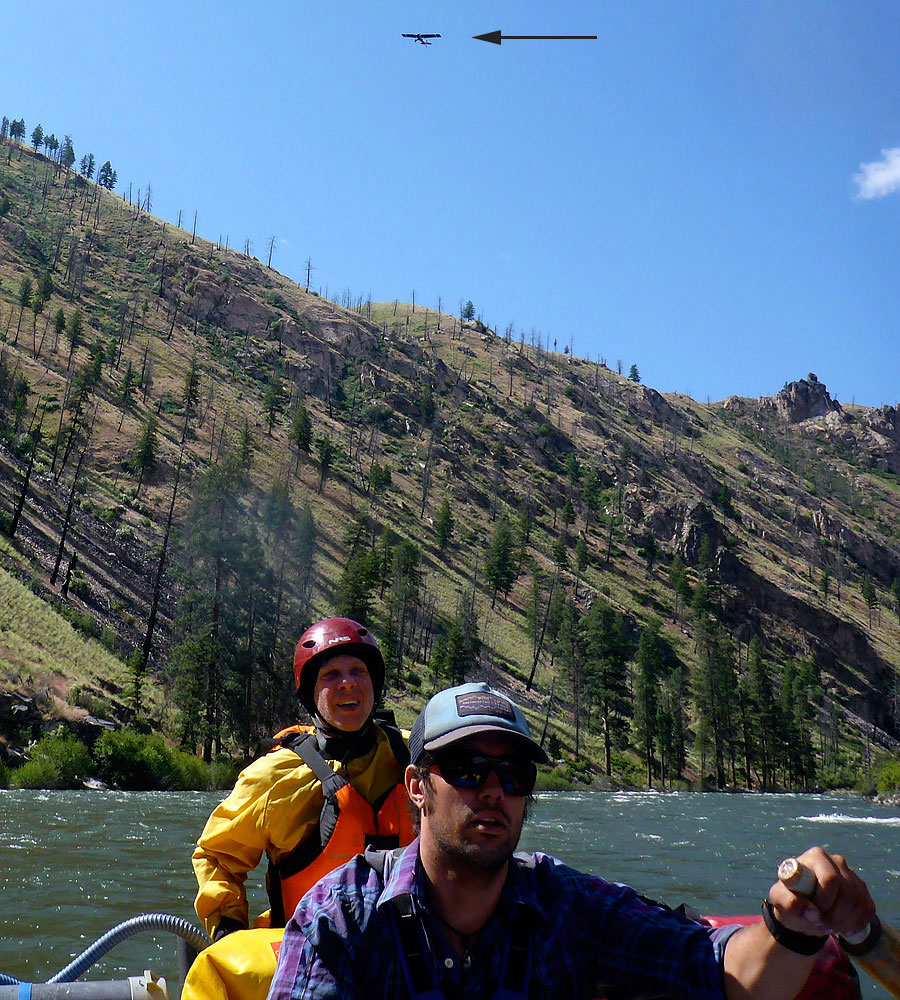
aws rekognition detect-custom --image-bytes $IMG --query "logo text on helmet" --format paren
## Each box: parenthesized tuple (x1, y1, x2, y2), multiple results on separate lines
(327, 635, 351, 645)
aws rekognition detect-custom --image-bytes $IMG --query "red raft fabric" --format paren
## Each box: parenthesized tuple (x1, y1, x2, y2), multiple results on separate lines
(703, 916, 861, 1000)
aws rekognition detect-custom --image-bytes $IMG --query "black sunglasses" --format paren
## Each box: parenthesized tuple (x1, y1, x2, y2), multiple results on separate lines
(431, 753, 537, 797)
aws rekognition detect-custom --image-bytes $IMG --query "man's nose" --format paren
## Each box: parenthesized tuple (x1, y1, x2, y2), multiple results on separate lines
(478, 769, 505, 799)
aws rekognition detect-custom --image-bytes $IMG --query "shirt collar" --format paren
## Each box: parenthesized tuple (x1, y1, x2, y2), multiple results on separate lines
(376, 838, 421, 909)
(375, 838, 548, 925)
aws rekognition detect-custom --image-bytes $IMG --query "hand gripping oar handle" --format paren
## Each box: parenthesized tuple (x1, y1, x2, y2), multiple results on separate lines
(777, 858, 869, 945)
(779, 857, 900, 1000)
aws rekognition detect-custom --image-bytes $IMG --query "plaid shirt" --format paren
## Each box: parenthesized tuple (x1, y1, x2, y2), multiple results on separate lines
(267, 838, 738, 1000)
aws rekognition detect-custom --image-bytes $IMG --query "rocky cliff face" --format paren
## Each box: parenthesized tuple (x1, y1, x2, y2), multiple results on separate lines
(768, 373, 842, 423)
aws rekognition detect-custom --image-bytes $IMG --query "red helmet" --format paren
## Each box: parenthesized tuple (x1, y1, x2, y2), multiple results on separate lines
(293, 617, 385, 716)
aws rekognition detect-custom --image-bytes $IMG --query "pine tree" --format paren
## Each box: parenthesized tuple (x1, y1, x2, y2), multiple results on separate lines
(290, 403, 313, 466)
(668, 555, 692, 618)
(584, 599, 632, 776)
(237, 419, 254, 472)
(97, 161, 117, 190)
(419, 384, 436, 426)
(60, 136, 75, 176)
(634, 624, 663, 787)
(294, 504, 317, 618)
(515, 505, 532, 572)
(263, 375, 285, 434)
(119, 360, 138, 411)
(335, 551, 378, 624)
(182, 356, 201, 439)
(129, 414, 158, 493)
(628, 364, 641, 383)
(484, 515, 516, 608)
(14, 275, 32, 345)
(433, 604, 481, 685)
(316, 434, 336, 492)
(565, 453, 581, 484)
(692, 627, 736, 789)
(435, 498, 454, 554)
(557, 598, 586, 757)
(66, 308, 83, 371)
(861, 573, 877, 628)
(169, 456, 267, 760)
(747, 638, 778, 789)
(53, 308, 66, 352)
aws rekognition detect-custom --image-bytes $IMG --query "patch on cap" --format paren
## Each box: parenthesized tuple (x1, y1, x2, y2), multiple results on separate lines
(455, 691, 516, 720)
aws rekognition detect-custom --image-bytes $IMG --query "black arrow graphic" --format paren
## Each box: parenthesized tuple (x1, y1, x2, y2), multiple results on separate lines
(473, 30, 597, 45)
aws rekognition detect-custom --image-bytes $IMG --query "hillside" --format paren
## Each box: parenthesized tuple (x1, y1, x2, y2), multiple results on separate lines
(1, 130, 899, 786)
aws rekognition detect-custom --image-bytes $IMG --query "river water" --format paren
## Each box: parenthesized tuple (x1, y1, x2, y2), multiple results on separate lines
(1, 790, 898, 997)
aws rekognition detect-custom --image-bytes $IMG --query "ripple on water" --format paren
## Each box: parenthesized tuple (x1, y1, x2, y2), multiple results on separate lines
(798, 814, 900, 826)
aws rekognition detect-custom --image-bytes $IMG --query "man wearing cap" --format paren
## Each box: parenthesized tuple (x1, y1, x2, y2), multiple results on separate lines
(192, 617, 415, 939)
(267, 681, 876, 1000)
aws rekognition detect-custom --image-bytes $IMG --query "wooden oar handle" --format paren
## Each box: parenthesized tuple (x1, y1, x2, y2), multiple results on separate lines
(778, 858, 818, 899)
(778, 857, 868, 945)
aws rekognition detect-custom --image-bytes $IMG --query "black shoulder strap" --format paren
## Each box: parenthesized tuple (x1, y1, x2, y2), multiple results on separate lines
(392, 894, 435, 996)
(503, 906, 534, 992)
(272, 733, 350, 886)
(284, 732, 348, 802)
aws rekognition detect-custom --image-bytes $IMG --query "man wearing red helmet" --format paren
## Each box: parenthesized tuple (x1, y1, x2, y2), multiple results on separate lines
(191, 617, 415, 939)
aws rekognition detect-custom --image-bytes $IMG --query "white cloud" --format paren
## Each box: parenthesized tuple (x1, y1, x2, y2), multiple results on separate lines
(854, 148, 900, 199)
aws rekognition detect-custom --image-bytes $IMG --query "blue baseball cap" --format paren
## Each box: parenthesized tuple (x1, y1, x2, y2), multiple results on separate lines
(409, 682, 548, 764)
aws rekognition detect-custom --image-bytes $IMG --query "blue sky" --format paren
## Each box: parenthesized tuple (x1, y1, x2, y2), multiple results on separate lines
(7, 1, 900, 406)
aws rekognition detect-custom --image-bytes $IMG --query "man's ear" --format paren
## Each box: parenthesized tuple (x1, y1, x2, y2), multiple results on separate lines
(406, 764, 427, 809)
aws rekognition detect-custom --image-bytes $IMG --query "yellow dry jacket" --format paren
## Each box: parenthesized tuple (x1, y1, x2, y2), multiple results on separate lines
(192, 724, 411, 937)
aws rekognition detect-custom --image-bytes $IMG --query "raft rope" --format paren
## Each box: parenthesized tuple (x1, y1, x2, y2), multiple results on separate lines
(0, 913, 210, 985)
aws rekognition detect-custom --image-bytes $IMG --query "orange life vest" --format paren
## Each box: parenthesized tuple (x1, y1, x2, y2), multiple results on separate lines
(266, 723, 415, 926)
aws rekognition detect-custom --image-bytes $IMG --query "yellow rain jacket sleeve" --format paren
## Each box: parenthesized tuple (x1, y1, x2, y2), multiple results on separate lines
(191, 726, 408, 937)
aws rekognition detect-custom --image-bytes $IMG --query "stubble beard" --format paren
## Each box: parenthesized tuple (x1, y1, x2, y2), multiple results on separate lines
(432, 810, 523, 876)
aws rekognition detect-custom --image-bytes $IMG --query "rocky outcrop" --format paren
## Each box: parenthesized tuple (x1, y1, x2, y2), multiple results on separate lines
(860, 405, 900, 474)
(0, 691, 43, 747)
(633, 498, 728, 566)
(766, 374, 842, 424)
(631, 385, 680, 426)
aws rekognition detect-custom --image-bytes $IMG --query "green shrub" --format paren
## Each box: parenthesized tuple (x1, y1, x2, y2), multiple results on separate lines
(876, 759, 900, 796)
(68, 575, 92, 600)
(209, 758, 241, 790)
(93, 730, 166, 789)
(172, 750, 212, 790)
(534, 767, 573, 791)
(69, 683, 113, 718)
(12, 731, 93, 789)
(0, 759, 9, 788)
(92, 730, 211, 790)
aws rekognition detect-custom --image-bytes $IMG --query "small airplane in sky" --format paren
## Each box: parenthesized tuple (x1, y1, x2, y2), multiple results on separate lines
(402, 33, 441, 46)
